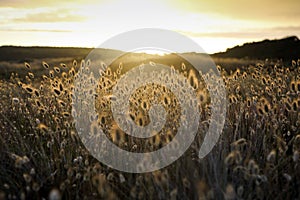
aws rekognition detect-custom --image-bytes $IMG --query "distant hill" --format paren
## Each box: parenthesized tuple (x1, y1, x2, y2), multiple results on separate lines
(0, 46, 118, 62)
(0, 46, 94, 62)
(1, 36, 299, 63)
(213, 36, 300, 61)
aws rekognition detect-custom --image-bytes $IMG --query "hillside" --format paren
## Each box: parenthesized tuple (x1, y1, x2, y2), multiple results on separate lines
(213, 36, 300, 61)
(0, 46, 112, 62)
(0, 36, 299, 80)
(1, 36, 299, 63)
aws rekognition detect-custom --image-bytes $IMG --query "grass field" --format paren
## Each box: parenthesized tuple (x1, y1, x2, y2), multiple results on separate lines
(0, 55, 300, 199)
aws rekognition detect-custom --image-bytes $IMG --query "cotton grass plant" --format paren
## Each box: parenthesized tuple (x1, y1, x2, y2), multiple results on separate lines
(0, 58, 299, 199)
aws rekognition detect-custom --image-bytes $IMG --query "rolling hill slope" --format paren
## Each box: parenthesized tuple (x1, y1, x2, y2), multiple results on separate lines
(213, 36, 300, 61)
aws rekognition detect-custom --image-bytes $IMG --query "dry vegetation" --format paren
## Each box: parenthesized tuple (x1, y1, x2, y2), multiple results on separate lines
(0, 57, 300, 199)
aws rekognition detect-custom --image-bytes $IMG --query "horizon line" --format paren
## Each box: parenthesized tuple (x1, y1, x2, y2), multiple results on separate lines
(1, 34, 298, 55)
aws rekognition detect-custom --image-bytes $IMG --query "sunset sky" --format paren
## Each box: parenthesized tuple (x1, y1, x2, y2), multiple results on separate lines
(0, 0, 299, 53)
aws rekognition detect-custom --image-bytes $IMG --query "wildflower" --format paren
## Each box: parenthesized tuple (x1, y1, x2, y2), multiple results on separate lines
(23, 173, 32, 183)
(42, 61, 49, 69)
(283, 173, 292, 182)
(119, 173, 125, 183)
(48, 188, 61, 200)
(24, 62, 31, 69)
(224, 184, 236, 200)
(37, 123, 48, 132)
(12, 97, 19, 104)
(266, 149, 276, 163)
(24, 86, 34, 93)
(32, 182, 40, 192)
(54, 67, 61, 73)
(248, 159, 259, 175)
(225, 151, 242, 165)
(237, 186, 244, 197)
(231, 138, 247, 148)
(60, 63, 67, 68)
(28, 72, 34, 79)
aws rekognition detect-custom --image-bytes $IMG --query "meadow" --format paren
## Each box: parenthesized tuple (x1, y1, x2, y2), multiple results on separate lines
(0, 54, 299, 199)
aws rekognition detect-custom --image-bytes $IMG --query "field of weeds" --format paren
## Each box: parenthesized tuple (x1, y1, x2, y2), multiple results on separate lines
(0, 57, 300, 199)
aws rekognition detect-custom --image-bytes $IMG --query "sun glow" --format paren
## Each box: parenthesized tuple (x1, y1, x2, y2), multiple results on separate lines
(0, 0, 299, 53)
(133, 49, 170, 56)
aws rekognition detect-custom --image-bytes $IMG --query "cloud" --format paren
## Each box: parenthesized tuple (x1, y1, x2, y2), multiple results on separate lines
(0, 0, 104, 8)
(179, 26, 300, 39)
(11, 9, 86, 23)
(0, 28, 72, 32)
(0, 0, 54, 8)
(270, 26, 300, 32)
(169, 0, 300, 24)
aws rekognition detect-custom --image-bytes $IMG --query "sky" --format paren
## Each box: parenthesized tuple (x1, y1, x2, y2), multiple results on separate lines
(0, 0, 299, 53)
